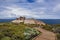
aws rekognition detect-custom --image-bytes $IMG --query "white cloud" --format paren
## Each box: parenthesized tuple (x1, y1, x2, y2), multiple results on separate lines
(0, 5, 60, 19)
(6, 7, 30, 16)
(0, 0, 60, 19)
(0, 5, 40, 19)
(36, 0, 44, 3)
(37, 15, 60, 19)
(53, 4, 60, 12)
(1, 0, 19, 3)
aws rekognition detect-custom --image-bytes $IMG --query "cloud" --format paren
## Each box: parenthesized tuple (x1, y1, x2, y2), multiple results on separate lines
(0, 0, 60, 19)
(37, 14, 60, 19)
(36, 0, 44, 3)
(53, 4, 60, 12)
(0, 0, 19, 3)
(0, 5, 39, 19)
(6, 6, 33, 16)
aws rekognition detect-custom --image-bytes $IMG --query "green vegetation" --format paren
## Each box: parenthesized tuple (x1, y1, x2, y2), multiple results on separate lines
(26, 24, 40, 28)
(0, 22, 41, 40)
(52, 24, 60, 40)
(41, 24, 53, 31)
(56, 33, 60, 40)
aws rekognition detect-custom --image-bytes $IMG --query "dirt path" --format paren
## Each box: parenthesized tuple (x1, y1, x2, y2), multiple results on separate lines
(33, 27, 56, 40)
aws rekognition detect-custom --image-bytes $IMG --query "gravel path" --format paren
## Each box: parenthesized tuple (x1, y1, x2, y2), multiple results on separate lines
(33, 27, 56, 40)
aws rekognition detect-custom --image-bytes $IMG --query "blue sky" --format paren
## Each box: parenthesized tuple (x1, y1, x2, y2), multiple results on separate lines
(0, 0, 60, 19)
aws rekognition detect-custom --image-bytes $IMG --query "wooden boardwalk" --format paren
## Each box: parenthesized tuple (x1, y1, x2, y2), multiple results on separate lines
(33, 27, 56, 40)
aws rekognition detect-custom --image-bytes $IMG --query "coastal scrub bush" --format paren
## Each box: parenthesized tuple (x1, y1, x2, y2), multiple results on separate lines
(42, 24, 53, 31)
(24, 27, 40, 40)
(1, 37, 11, 40)
(57, 33, 60, 40)
(0, 23, 41, 40)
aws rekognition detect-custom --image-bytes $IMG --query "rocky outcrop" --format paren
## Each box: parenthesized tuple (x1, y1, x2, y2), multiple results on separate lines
(12, 17, 45, 25)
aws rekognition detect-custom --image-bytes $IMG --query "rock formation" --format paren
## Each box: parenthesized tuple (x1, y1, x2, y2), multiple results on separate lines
(12, 16, 45, 25)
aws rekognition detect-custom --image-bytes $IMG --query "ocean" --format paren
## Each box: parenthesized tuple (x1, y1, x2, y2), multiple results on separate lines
(0, 19, 15, 23)
(0, 19, 60, 24)
(37, 19, 60, 24)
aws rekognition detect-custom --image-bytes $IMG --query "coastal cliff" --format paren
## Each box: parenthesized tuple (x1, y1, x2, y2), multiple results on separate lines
(12, 16, 45, 25)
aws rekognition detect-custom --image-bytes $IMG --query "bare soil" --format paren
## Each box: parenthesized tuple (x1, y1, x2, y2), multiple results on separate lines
(33, 27, 56, 40)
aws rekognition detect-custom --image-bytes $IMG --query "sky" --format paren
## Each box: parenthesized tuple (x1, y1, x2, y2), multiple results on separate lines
(0, 0, 60, 19)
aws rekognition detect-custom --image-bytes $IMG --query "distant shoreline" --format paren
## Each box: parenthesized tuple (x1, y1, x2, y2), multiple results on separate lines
(0, 19, 60, 24)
